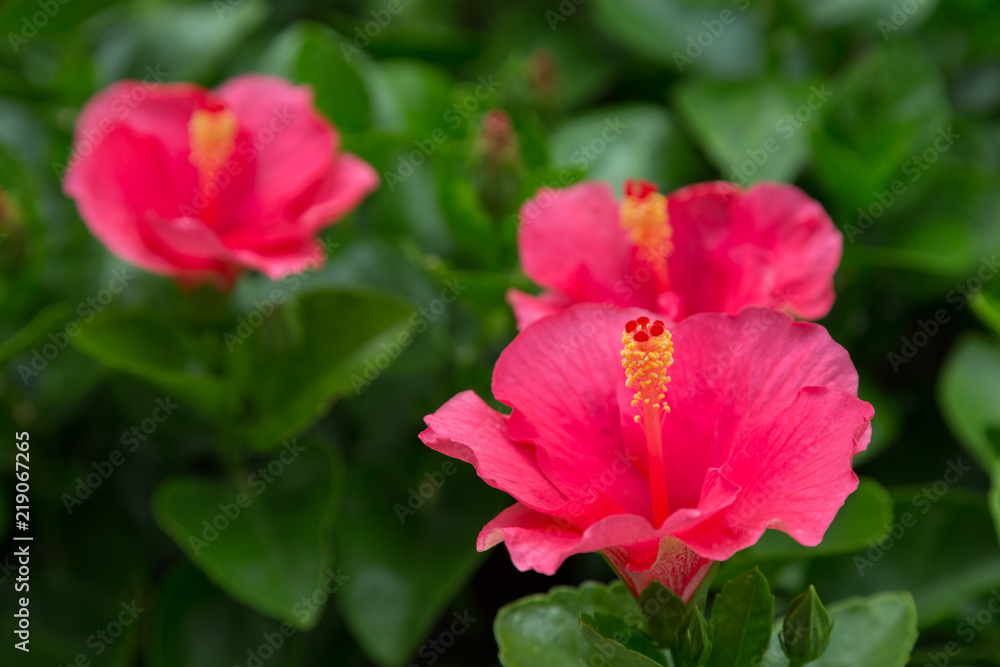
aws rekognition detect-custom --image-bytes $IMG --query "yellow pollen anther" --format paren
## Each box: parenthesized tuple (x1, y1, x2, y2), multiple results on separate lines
(620, 317, 674, 424)
(189, 107, 238, 182)
(620, 179, 672, 266)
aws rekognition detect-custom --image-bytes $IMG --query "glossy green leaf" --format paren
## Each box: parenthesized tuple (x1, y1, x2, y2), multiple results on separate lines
(707, 568, 774, 667)
(939, 334, 1000, 471)
(674, 78, 820, 184)
(152, 444, 343, 630)
(337, 460, 505, 666)
(592, 0, 763, 77)
(580, 613, 668, 667)
(148, 566, 302, 667)
(808, 490, 1000, 627)
(495, 580, 641, 667)
(260, 22, 371, 133)
(234, 289, 414, 450)
(760, 592, 917, 667)
(550, 104, 697, 193)
(71, 308, 235, 418)
(810, 41, 951, 211)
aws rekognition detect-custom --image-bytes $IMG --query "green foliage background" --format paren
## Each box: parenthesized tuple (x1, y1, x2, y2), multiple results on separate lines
(1, 0, 1000, 665)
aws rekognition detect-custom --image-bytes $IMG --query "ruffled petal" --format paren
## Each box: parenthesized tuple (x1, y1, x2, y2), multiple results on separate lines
(493, 304, 653, 515)
(675, 386, 872, 560)
(64, 127, 194, 276)
(420, 391, 569, 513)
(518, 182, 633, 304)
(214, 75, 337, 216)
(730, 182, 841, 319)
(505, 288, 572, 330)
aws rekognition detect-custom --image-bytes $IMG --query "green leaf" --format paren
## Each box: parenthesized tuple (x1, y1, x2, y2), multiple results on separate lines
(71, 308, 235, 419)
(638, 581, 688, 648)
(580, 613, 669, 667)
(939, 334, 1000, 471)
(152, 443, 344, 630)
(336, 460, 505, 666)
(810, 41, 951, 211)
(260, 23, 371, 133)
(788, 0, 938, 32)
(725, 479, 894, 568)
(95, 0, 268, 82)
(550, 104, 698, 194)
(148, 566, 302, 667)
(808, 490, 1000, 626)
(707, 568, 774, 667)
(674, 78, 820, 184)
(495, 581, 641, 667)
(970, 292, 1000, 338)
(592, 0, 764, 77)
(235, 289, 414, 450)
(0, 303, 71, 364)
(760, 592, 917, 667)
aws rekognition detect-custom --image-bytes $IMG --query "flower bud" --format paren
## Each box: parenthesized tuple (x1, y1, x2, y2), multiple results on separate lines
(780, 586, 833, 665)
(676, 605, 711, 667)
(470, 109, 523, 215)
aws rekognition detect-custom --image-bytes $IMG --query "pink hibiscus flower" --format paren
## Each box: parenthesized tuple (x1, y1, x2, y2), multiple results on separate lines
(509, 179, 842, 329)
(63, 74, 378, 286)
(419, 304, 872, 599)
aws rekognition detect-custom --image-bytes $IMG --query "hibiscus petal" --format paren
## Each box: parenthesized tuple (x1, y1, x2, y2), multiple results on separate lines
(518, 182, 633, 304)
(493, 304, 653, 515)
(625, 307, 863, 513)
(64, 127, 197, 276)
(733, 182, 842, 319)
(419, 391, 569, 513)
(71, 80, 208, 174)
(136, 214, 240, 285)
(214, 75, 337, 215)
(505, 288, 572, 330)
(288, 152, 379, 232)
(676, 386, 872, 560)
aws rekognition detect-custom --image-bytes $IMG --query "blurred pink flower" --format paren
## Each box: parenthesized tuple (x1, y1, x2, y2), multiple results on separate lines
(509, 179, 841, 329)
(420, 304, 871, 599)
(64, 74, 377, 286)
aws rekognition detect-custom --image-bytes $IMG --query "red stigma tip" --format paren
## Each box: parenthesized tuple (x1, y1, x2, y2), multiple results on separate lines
(624, 179, 658, 201)
(636, 316, 650, 326)
(650, 323, 664, 337)
(633, 331, 649, 343)
(625, 320, 638, 333)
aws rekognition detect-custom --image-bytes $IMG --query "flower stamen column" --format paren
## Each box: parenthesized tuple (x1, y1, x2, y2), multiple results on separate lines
(621, 316, 674, 527)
